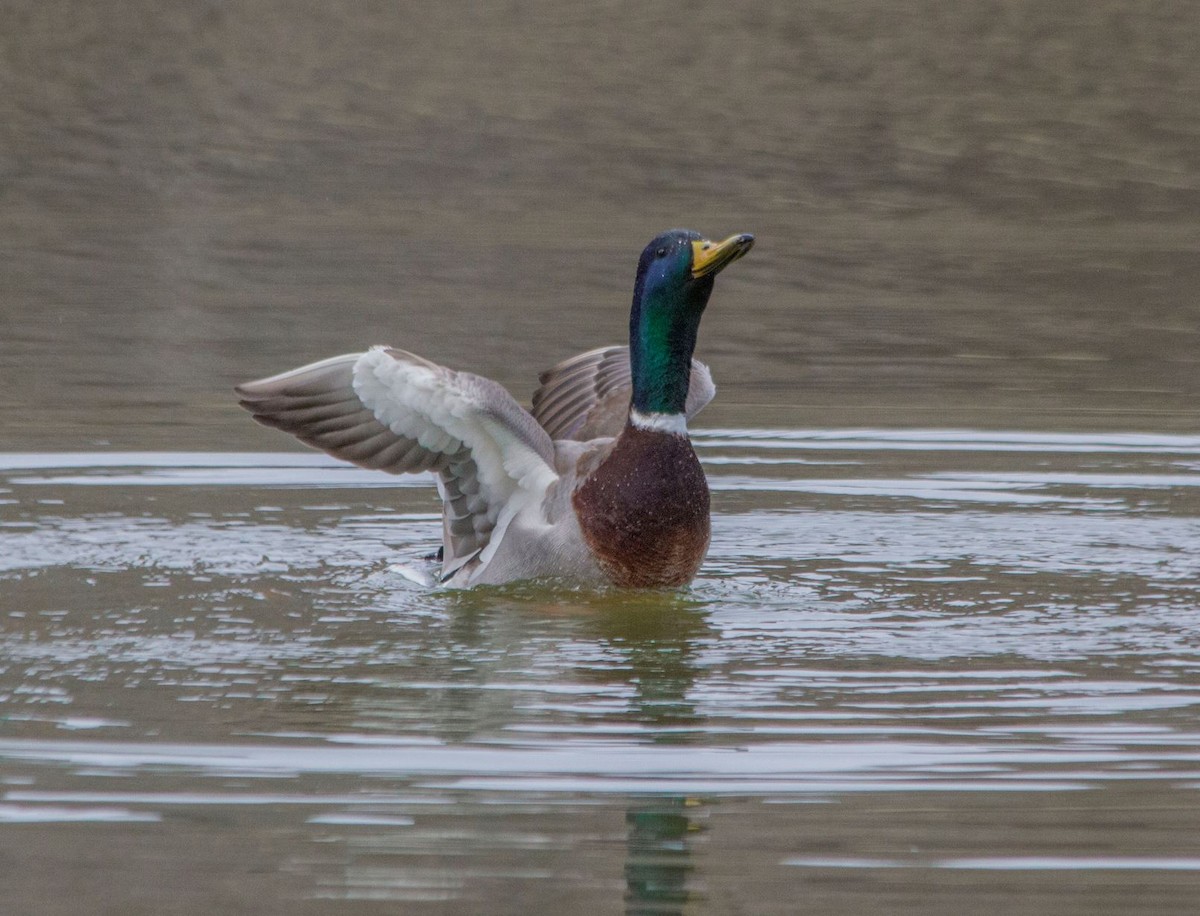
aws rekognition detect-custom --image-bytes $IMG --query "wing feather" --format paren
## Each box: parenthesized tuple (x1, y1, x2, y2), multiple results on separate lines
(236, 348, 557, 579)
(530, 345, 716, 441)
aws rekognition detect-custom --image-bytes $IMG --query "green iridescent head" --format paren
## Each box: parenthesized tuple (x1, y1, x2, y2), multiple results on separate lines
(628, 229, 754, 416)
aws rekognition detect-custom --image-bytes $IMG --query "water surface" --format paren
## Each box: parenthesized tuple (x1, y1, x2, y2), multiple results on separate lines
(3, 431, 1200, 914)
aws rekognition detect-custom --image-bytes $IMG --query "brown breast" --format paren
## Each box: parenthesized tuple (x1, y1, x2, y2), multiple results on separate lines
(571, 425, 711, 587)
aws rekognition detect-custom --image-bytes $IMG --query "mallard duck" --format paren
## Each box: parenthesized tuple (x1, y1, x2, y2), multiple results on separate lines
(236, 229, 754, 588)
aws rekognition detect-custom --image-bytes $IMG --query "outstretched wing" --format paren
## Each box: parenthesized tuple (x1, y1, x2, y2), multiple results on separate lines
(236, 347, 558, 581)
(530, 345, 716, 441)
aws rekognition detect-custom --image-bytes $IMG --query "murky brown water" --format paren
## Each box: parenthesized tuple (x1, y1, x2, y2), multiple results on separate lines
(2, 3, 1200, 914)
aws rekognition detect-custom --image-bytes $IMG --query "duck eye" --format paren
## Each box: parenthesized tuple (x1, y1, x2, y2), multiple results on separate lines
(655, 247, 667, 258)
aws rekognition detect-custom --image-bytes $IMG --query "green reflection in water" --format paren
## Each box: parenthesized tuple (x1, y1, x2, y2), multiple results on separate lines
(625, 798, 703, 915)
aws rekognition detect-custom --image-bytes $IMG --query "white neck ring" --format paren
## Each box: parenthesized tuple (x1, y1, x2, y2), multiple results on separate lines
(629, 409, 688, 436)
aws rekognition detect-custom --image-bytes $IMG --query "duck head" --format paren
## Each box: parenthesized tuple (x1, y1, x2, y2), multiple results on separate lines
(629, 229, 754, 417)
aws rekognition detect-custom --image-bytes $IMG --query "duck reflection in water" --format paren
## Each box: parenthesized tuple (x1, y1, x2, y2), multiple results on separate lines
(587, 594, 710, 914)
(385, 585, 715, 913)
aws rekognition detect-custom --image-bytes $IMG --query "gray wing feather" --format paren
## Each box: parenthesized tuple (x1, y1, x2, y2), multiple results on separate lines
(530, 345, 716, 441)
(236, 348, 557, 573)
(235, 354, 450, 473)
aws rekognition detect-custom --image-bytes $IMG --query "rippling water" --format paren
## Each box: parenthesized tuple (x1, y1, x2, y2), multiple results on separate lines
(3, 431, 1200, 913)
(4, 2, 1200, 911)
